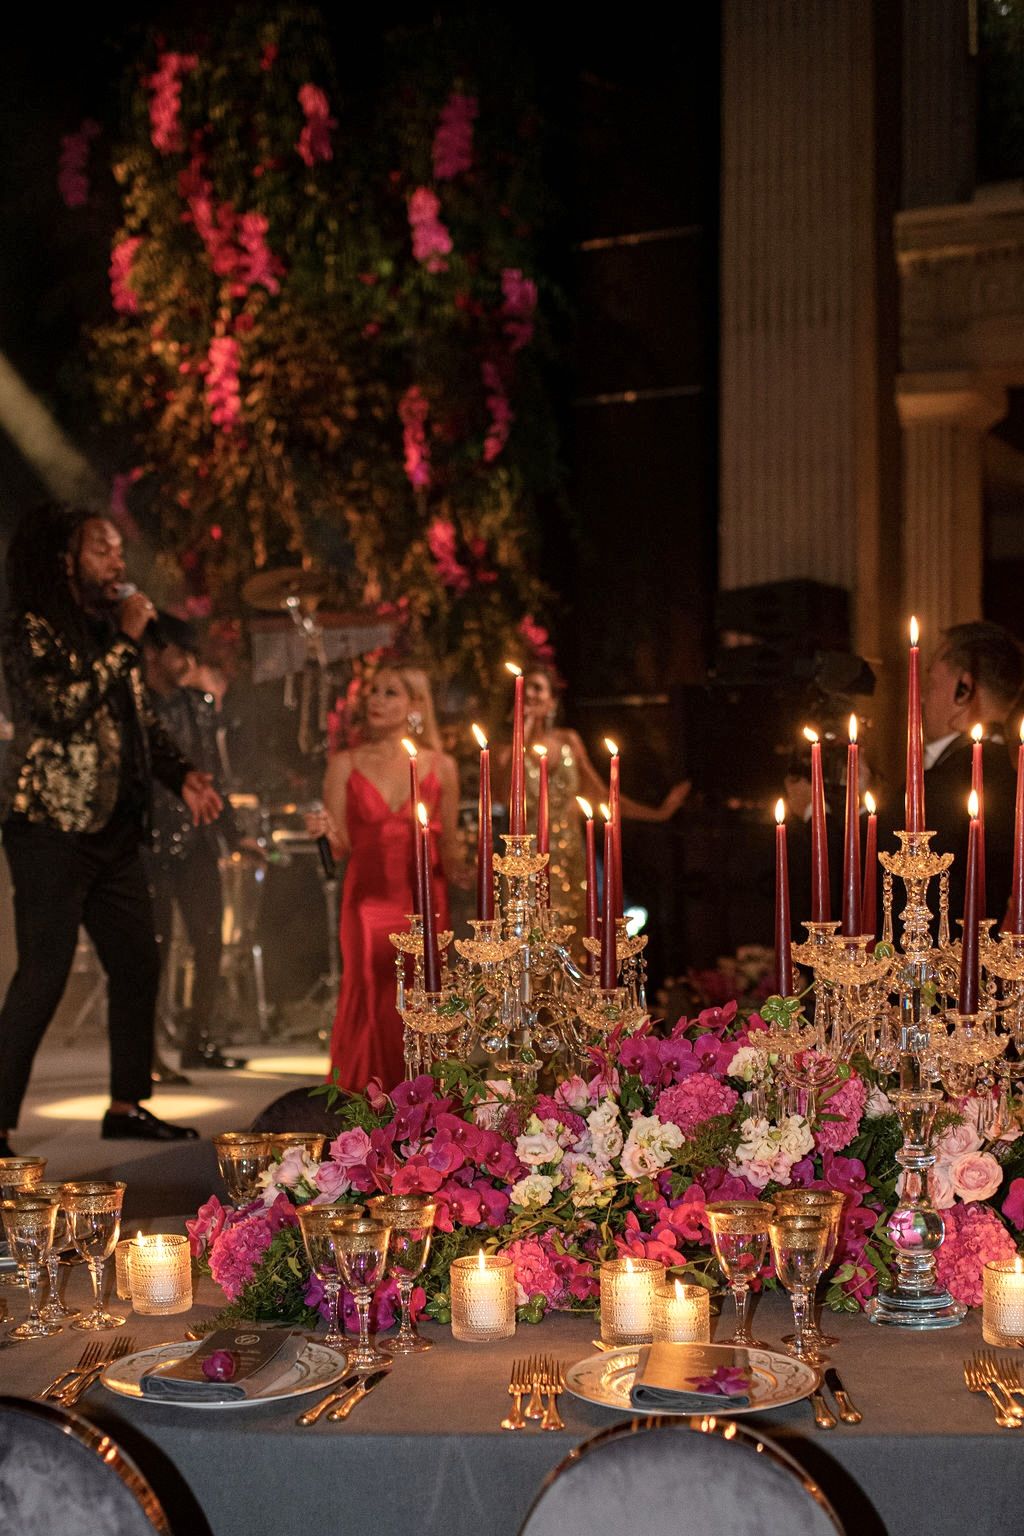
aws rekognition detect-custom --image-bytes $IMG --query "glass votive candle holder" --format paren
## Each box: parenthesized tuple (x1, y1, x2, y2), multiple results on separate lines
(129, 1234, 192, 1316)
(652, 1280, 711, 1343)
(983, 1256, 1024, 1346)
(115, 1237, 135, 1300)
(600, 1257, 664, 1346)
(450, 1252, 515, 1342)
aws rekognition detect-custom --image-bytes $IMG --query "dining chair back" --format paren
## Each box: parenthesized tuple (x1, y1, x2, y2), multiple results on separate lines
(518, 1415, 844, 1536)
(0, 1395, 174, 1535)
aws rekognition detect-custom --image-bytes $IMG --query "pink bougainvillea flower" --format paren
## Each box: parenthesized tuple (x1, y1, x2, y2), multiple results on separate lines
(432, 91, 478, 180)
(296, 83, 336, 167)
(58, 119, 101, 208)
(426, 518, 471, 592)
(205, 334, 242, 432)
(501, 268, 537, 351)
(518, 614, 555, 663)
(398, 385, 431, 489)
(408, 187, 452, 273)
(147, 52, 198, 154)
(110, 237, 143, 314)
(481, 360, 514, 462)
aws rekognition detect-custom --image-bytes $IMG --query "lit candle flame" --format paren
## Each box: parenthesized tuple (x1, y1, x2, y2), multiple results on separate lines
(600, 802, 611, 822)
(471, 723, 488, 751)
(1016, 1255, 1023, 1276)
(533, 743, 548, 759)
(849, 714, 858, 743)
(1020, 717, 1024, 745)
(505, 661, 522, 678)
(624, 1256, 635, 1275)
(674, 1278, 685, 1301)
(910, 615, 919, 647)
(576, 796, 594, 820)
(775, 798, 786, 825)
(604, 738, 619, 757)
(477, 1249, 487, 1272)
(968, 789, 980, 819)
(401, 737, 418, 759)
(865, 791, 876, 815)
(416, 801, 429, 829)
(972, 723, 983, 744)
(802, 726, 819, 745)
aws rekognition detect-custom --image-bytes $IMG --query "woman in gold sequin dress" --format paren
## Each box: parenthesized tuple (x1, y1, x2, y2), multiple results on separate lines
(504, 668, 690, 928)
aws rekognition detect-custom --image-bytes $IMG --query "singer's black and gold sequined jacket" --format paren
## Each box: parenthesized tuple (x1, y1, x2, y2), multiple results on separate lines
(0, 613, 192, 834)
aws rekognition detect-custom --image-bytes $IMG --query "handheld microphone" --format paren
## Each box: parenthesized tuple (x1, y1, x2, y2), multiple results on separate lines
(317, 835, 336, 879)
(115, 583, 164, 644)
(113, 582, 138, 601)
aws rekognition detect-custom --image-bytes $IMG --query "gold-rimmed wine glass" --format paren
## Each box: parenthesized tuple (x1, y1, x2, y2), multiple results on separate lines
(0, 1157, 46, 1288)
(705, 1200, 774, 1347)
(33, 1182, 80, 1321)
(267, 1133, 326, 1162)
(213, 1133, 273, 1205)
(64, 1181, 126, 1330)
(329, 1217, 391, 1370)
(768, 1210, 831, 1364)
(771, 1188, 846, 1348)
(1, 1195, 60, 1338)
(368, 1195, 436, 1355)
(297, 1203, 364, 1350)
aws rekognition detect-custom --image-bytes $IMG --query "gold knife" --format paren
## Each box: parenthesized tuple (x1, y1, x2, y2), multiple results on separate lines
(296, 1372, 361, 1426)
(326, 1367, 390, 1422)
(824, 1367, 862, 1425)
(809, 1389, 837, 1430)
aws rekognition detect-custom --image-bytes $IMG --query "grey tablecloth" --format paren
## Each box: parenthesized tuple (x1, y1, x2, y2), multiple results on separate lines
(2, 1248, 1022, 1536)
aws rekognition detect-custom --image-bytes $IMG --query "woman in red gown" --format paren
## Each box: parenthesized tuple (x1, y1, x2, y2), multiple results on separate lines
(309, 666, 463, 1093)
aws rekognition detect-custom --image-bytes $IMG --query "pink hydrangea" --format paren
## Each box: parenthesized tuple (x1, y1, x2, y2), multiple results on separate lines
(206, 335, 242, 432)
(147, 52, 198, 154)
(208, 1213, 274, 1301)
(654, 1073, 739, 1137)
(504, 1229, 596, 1309)
(432, 91, 478, 180)
(408, 188, 452, 273)
(934, 1200, 1017, 1307)
(814, 1073, 868, 1153)
(481, 360, 514, 462)
(296, 83, 336, 167)
(399, 385, 431, 488)
(501, 268, 537, 351)
(427, 518, 471, 592)
(110, 237, 142, 314)
(58, 119, 100, 208)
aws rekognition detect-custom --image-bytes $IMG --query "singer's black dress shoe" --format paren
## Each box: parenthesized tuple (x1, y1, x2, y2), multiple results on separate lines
(180, 1044, 248, 1071)
(152, 1056, 192, 1086)
(101, 1105, 199, 1141)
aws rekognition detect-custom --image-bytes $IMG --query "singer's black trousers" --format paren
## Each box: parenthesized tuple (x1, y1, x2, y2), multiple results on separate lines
(0, 811, 158, 1127)
(149, 839, 224, 1055)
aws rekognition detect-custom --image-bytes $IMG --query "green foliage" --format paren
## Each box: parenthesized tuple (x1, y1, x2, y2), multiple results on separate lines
(212, 1226, 320, 1326)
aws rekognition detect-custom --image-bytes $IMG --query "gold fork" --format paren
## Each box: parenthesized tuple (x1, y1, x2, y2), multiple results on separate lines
(523, 1355, 544, 1421)
(40, 1341, 105, 1400)
(984, 1350, 1024, 1413)
(964, 1356, 1021, 1427)
(59, 1335, 136, 1406)
(538, 1356, 565, 1433)
(501, 1359, 527, 1431)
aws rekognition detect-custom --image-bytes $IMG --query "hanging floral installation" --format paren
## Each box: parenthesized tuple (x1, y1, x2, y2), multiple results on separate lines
(84, 5, 562, 695)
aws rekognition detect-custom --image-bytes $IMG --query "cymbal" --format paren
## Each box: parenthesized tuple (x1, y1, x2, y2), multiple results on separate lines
(242, 567, 329, 612)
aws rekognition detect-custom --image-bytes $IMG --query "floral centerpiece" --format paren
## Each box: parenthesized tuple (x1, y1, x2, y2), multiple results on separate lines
(189, 1000, 1024, 1331)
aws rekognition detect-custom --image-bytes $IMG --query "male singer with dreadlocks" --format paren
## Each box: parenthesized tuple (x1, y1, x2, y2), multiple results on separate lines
(0, 504, 222, 1154)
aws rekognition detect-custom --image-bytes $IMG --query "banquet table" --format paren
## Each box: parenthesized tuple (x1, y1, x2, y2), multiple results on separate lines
(2, 1253, 1023, 1536)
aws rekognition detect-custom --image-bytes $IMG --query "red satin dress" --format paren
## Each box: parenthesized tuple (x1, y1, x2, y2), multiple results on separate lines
(328, 767, 450, 1093)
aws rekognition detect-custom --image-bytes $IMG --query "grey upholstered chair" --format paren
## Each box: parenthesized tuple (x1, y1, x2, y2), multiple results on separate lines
(250, 1084, 347, 1135)
(519, 1416, 844, 1536)
(0, 1396, 173, 1535)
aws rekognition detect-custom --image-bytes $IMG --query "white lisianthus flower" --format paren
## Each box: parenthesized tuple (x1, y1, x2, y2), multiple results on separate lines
(562, 1156, 616, 1209)
(727, 1114, 813, 1190)
(516, 1114, 564, 1168)
(620, 1114, 684, 1181)
(727, 1046, 766, 1085)
(510, 1173, 557, 1210)
(258, 1146, 319, 1198)
(864, 1083, 894, 1120)
(586, 1099, 624, 1161)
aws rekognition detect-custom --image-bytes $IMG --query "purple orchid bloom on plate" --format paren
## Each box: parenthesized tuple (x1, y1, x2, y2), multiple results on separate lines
(688, 1365, 752, 1397)
(202, 1349, 238, 1382)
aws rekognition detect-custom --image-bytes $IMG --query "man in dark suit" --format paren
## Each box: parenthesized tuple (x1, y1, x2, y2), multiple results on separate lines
(916, 621, 1023, 924)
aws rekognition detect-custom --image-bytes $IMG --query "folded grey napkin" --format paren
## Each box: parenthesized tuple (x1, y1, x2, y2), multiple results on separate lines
(140, 1329, 306, 1403)
(628, 1343, 753, 1411)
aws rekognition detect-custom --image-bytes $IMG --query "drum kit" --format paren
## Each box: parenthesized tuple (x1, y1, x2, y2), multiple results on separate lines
(163, 566, 395, 1047)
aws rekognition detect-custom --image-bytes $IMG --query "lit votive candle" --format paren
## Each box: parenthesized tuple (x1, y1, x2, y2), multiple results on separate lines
(652, 1279, 711, 1343)
(115, 1236, 137, 1300)
(129, 1234, 192, 1316)
(450, 1251, 516, 1342)
(600, 1257, 664, 1346)
(983, 1255, 1024, 1346)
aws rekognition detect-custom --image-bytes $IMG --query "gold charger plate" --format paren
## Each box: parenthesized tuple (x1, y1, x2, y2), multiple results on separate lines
(100, 1340, 349, 1409)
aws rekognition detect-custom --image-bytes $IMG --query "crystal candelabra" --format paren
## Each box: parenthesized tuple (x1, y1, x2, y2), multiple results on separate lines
(760, 826, 1007, 1331)
(392, 832, 647, 1083)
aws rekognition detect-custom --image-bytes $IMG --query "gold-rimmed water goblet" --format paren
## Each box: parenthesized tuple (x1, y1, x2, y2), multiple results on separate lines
(0, 1157, 46, 1288)
(368, 1194, 436, 1355)
(768, 1210, 831, 1365)
(267, 1133, 326, 1162)
(1, 1195, 60, 1338)
(213, 1133, 274, 1205)
(705, 1200, 774, 1347)
(63, 1181, 126, 1330)
(771, 1188, 846, 1348)
(297, 1203, 364, 1352)
(33, 1182, 80, 1321)
(329, 1216, 391, 1371)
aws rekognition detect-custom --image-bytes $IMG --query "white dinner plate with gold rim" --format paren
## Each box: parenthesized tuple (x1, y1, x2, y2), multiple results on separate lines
(100, 1339, 350, 1409)
(565, 1343, 820, 1416)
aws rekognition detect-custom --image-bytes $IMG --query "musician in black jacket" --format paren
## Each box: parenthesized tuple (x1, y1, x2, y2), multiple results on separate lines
(0, 505, 221, 1154)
